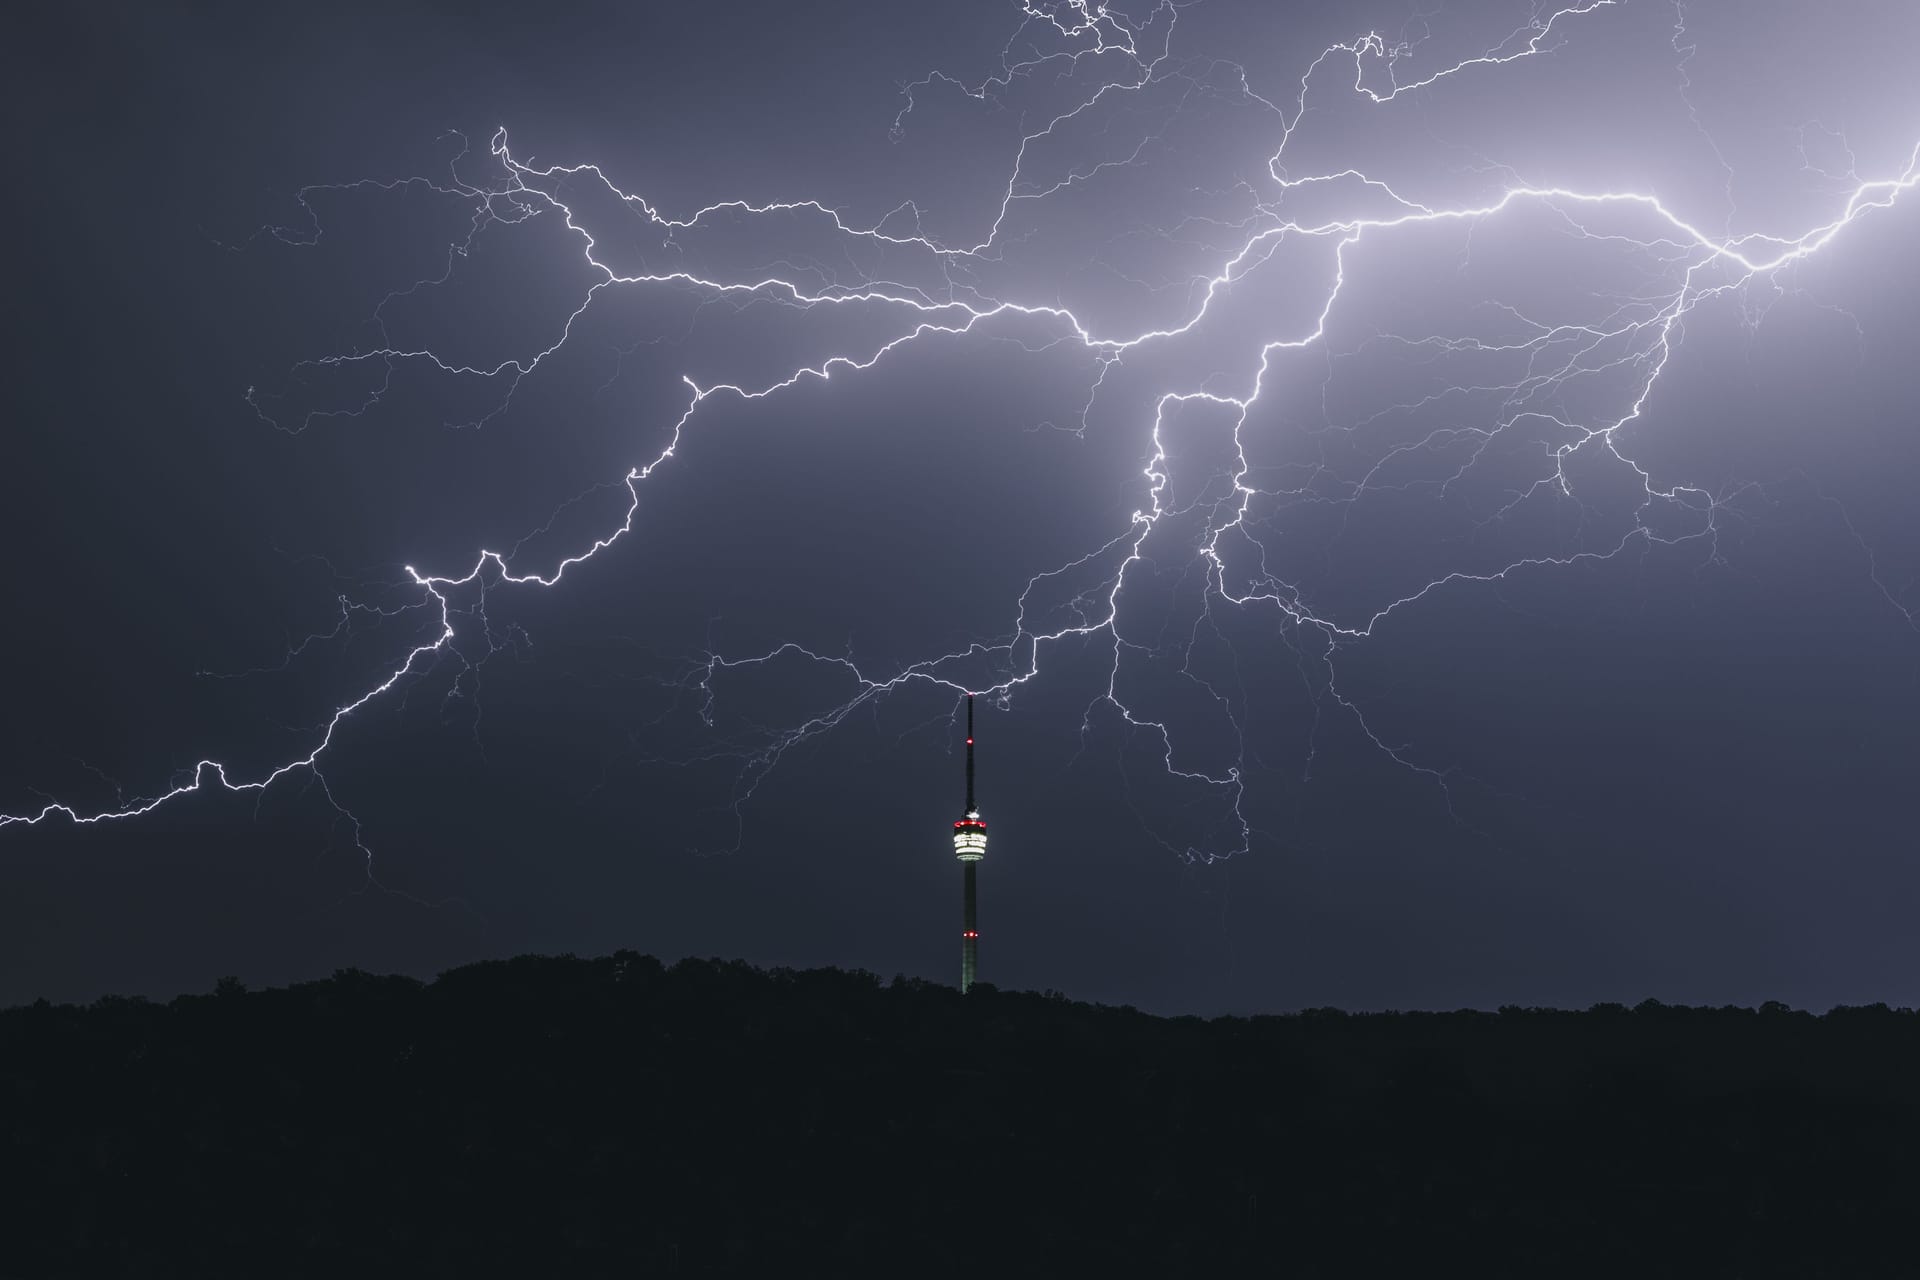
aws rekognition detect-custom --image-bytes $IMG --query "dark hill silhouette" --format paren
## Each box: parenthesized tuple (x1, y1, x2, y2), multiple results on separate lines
(4, 954, 1918, 1275)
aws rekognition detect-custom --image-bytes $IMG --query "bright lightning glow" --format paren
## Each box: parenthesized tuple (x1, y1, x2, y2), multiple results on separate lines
(6, 0, 1917, 875)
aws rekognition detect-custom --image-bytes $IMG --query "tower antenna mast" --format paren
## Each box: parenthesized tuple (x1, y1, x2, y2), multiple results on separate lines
(966, 695, 975, 812)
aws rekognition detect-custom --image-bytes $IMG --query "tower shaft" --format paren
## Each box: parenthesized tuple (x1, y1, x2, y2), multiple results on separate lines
(961, 860, 978, 994)
(952, 693, 986, 994)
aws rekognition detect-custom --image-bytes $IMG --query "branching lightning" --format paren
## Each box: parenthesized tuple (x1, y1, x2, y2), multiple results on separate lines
(8, 0, 1917, 873)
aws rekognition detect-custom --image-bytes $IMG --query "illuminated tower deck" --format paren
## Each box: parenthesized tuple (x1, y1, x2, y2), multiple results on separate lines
(953, 694, 987, 993)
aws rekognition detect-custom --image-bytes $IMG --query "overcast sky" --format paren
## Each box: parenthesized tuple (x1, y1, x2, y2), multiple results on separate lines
(6, 0, 1920, 1013)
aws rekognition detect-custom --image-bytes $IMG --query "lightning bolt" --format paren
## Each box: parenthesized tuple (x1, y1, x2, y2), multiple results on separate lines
(7, 0, 1917, 877)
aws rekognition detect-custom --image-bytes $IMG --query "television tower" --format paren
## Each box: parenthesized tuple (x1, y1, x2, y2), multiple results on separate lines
(952, 694, 987, 992)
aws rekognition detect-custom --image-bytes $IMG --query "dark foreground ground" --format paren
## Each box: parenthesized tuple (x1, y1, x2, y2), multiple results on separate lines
(4, 956, 1917, 1276)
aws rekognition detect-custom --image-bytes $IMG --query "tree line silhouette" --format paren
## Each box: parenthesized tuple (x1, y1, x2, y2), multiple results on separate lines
(4, 954, 1917, 1274)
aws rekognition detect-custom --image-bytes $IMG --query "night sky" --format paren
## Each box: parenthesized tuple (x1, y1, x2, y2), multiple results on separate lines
(7, 0, 1920, 1015)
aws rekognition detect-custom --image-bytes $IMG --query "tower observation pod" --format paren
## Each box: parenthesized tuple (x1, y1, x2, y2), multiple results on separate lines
(953, 694, 987, 993)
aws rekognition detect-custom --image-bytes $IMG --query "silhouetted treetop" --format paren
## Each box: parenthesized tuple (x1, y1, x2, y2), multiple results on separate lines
(4, 956, 1917, 1276)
